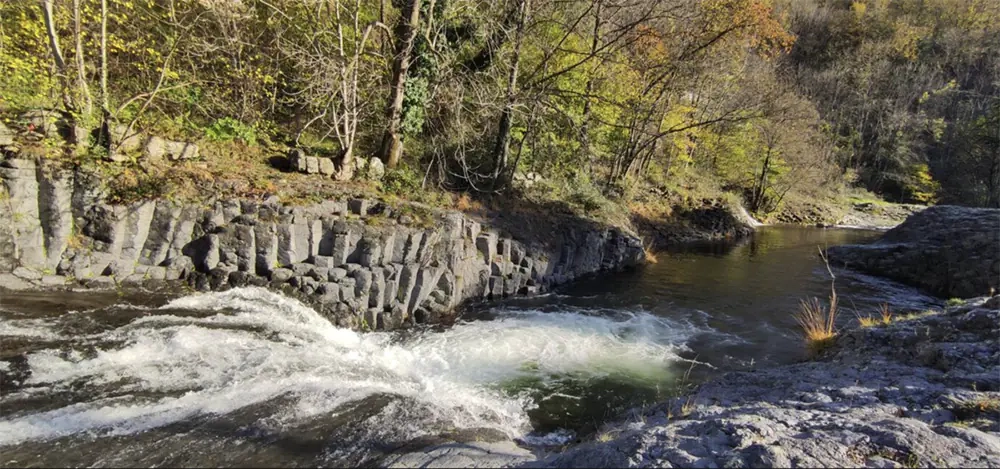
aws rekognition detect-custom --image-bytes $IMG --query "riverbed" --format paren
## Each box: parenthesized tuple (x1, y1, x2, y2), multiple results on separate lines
(0, 226, 941, 467)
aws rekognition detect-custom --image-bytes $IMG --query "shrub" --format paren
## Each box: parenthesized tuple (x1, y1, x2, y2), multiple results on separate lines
(204, 117, 258, 145)
(381, 166, 423, 196)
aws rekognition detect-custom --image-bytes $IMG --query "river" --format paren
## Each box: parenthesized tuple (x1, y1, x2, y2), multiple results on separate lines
(0, 226, 941, 467)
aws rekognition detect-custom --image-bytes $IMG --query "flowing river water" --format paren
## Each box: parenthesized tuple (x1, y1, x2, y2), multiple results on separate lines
(0, 226, 941, 467)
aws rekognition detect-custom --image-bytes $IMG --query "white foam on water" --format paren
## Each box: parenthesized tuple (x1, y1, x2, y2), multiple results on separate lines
(0, 318, 62, 341)
(0, 288, 700, 446)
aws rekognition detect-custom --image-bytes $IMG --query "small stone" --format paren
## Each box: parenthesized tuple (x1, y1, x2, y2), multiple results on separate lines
(290, 262, 313, 275)
(348, 199, 369, 215)
(270, 267, 294, 283)
(288, 148, 307, 172)
(313, 256, 336, 268)
(144, 136, 166, 159)
(306, 156, 319, 174)
(86, 276, 117, 289)
(309, 267, 329, 281)
(178, 142, 199, 160)
(319, 157, 335, 176)
(0, 273, 34, 290)
(329, 268, 348, 281)
(12, 267, 42, 281)
(0, 121, 14, 146)
(366, 157, 386, 181)
(40, 275, 67, 286)
(146, 266, 168, 280)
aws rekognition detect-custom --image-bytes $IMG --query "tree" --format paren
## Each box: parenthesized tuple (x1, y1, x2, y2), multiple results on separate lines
(378, 0, 422, 168)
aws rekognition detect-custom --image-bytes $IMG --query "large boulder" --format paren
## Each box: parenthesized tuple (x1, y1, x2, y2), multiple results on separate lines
(828, 205, 1000, 298)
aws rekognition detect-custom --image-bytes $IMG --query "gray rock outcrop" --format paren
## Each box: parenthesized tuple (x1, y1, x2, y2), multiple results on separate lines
(538, 297, 1000, 468)
(827, 205, 1000, 298)
(0, 121, 14, 147)
(0, 157, 644, 331)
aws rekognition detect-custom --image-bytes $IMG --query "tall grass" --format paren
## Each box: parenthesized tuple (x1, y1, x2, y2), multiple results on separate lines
(795, 295, 838, 343)
(795, 247, 840, 353)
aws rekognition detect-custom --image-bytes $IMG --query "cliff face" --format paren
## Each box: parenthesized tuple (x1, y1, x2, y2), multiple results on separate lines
(827, 205, 1000, 299)
(0, 158, 644, 330)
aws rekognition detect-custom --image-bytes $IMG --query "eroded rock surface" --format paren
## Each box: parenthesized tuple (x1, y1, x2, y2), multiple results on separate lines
(536, 297, 1000, 468)
(828, 205, 1000, 298)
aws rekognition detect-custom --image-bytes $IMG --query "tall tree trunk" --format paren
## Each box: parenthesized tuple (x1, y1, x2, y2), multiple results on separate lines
(580, 0, 601, 174)
(753, 146, 773, 212)
(493, 0, 531, 186)
(73, 0, 92, 116)
(990, 120, 1000, 208)
(100, 0, 109, 113)
(97, 0, 111, 149)
(40, 0, 74, 111)
(377, 0, 422, 169)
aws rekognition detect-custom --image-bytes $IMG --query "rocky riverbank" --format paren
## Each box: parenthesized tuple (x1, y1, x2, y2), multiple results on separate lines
(533, 296, 1000, 468)
(828, 205, 1000, 299)
(0, 157, 644, 330)
(393, 297, 1000, 468)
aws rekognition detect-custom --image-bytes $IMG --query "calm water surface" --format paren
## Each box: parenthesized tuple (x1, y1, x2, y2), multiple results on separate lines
(0, 226, 940, 467)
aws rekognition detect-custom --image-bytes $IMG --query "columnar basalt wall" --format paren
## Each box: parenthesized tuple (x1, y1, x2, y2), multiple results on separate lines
(0, 158, 644, 330)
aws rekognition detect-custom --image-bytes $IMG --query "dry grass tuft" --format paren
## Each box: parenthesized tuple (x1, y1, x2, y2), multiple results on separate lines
(878, 303, 893, 324)
(455, 193, 484, 213)
(857, 303, 893, 328)
(795, 294, 838, 351)
(857, 315, 880, 328)
(643, 241, 659, 264)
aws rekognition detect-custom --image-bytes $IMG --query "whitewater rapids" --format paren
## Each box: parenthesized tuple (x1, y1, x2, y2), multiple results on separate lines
(0, 288, 703, 451)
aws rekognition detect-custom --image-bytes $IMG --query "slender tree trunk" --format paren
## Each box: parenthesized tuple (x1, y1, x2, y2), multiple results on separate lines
(100, 0, 109, 113)
(40, 0, 74, 111)
(579, 0, 601, 173)
(73, 0, 92, 116)
(377, 0, 422, 169)
(96, 0, 111, 149)
(990, 120, 1000, 208)
(753, 146, 773, 212)
(492, 0, 531, 187)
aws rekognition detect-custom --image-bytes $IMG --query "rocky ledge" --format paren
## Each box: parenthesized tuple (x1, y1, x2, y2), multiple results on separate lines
(532, 297, 1000, 468)
(827, 205, 1000, 299)
(0, 158, 643, 330)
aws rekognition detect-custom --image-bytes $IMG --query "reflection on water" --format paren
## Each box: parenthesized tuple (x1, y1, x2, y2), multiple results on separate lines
(0, 226, 940, 467)
(481, 225, 941, 374)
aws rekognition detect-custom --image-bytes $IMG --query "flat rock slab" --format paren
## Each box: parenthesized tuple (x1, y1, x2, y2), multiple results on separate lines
(381, 441, 535, 468)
